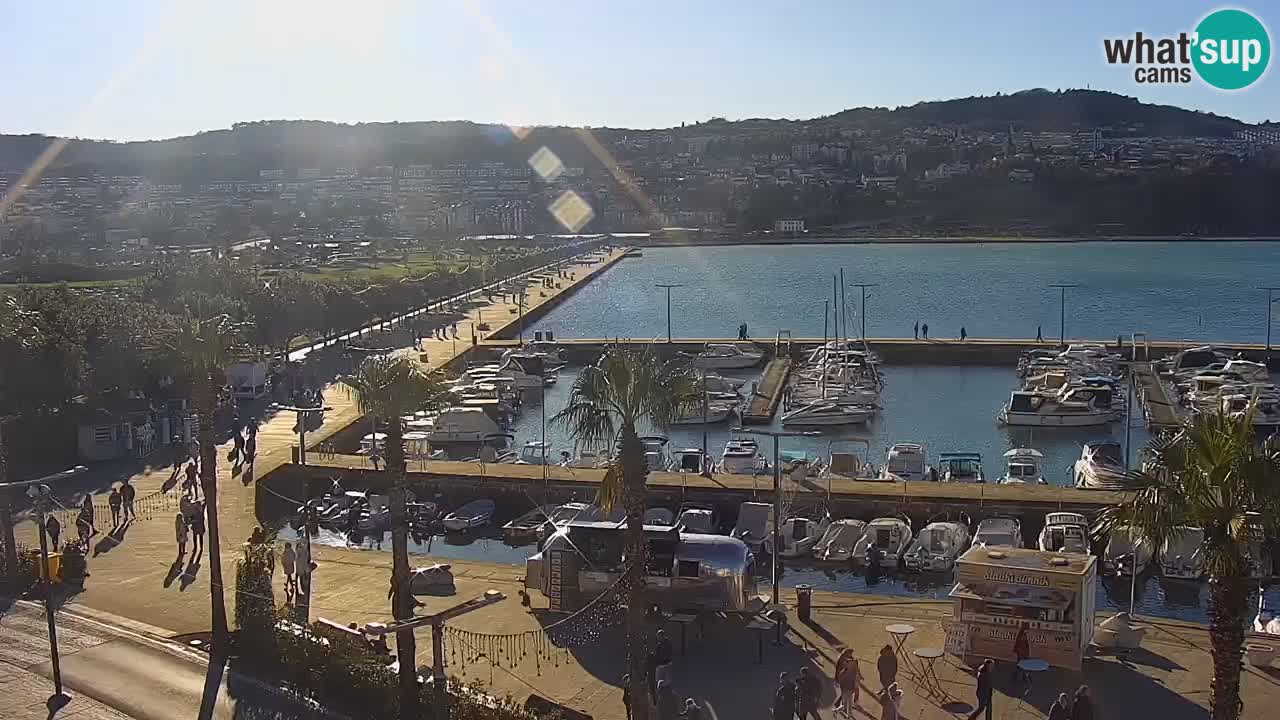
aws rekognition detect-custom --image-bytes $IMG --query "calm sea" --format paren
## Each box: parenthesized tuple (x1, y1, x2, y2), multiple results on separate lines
(536, 241, 1280, 343)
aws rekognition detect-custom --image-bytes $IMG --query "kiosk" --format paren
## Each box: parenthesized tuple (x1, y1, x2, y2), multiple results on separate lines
(947, 546, 1096, 670)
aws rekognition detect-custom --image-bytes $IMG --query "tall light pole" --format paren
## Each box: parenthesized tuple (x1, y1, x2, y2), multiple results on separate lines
(731, 427, 819, 605)
(849, 283, 878, 340)
(654, 284, 682, 343)
(1260, 287, 1280, 359)
(1048, 284, 1077, 347)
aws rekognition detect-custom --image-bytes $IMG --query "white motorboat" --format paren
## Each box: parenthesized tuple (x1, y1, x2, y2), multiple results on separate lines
(515, 440, 555, 465)
(1160, 527, 1206, 580)
(936, 452, 984, 483)
(503, 340, 565, 366)
(998, 390, 1114, 427)
(671, 402, 735, 425)
(721, 437, 766, 475)
(682, 343, 763, 370)
(731, 502, 775, 554)
(442, 499, 496, 532)
(973, 517, 1023, 549)
(676, 504, 717, 534)
(672, 448, 714, 475)
(561, 447, 610, 468)
(812, 519, 867, 561)
(1038, 512, 1091, 555)
(777, 515, 831, 558)
(1073, 441, 1126, 490)
(497, 357, 546, 390)
(1221, 393, 1280, 427)
(820, 440, 883, 482)
(429, 407, 501, 444)
(1103, 525, 1154, 575)
(702, 374, 746, 394)
(640, 435, 674, 472)
(881, 443, 932, 482)
(904, 521, 973, 572)
(999, 448, 1046, 485)
(644, 507, 676, 526)
(853, 517, 913, 568)
(1254, 592, 1280, 636)
(781, 400, 871, 427)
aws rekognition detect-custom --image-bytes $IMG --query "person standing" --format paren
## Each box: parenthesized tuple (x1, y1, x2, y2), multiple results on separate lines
(121, 479, 136, 521)
(967, 658, 995, 720)
(1049, 693, 1072, 720)
(1013, 624, 1030, 681)
(175, 513, 188, 556)
(245, 434, 257, 464)
(921, 323, 929, 339)
(877, 644, 898, 690)
(653, 629, 674, 687)
(960, 326, 968, 341)
(796, 666, 822, 720)
(835, 649, 860, 715)
(184, 462, 198, 499)
(1071, 685, 1094, 720)
(655, 680, 680, 720)
(282, 542, 297, 594)
(773, 673, 797, 720)
(190, 502, 206, 556)
(44, 514, 62, 551)
(621, 674, 632, 720)
(1036, 325, 1044, 343)
(913, 321, 919, 339)
(107, 488, 122, 527)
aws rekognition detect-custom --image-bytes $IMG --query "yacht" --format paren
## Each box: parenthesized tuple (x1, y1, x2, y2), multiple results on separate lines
(515, 440, 554, 465)
(1160, 527, 1206, 580)
(998, 390, 1114, 427)
(904, 521, 973, 572)
(812, 519, 867, 562)
(682, 343, 763, 370)
(853, 517, 913, 568)
(1073, 441, 1126, 490)
(497, 357, 546, 390)
(730, 502, 774, 554)
(1221, 393, 1280, 427)
(973, 517, 1023, 549)
(429, 407, 502, 444)
(999, 448, 1046, 485)
(721, 437, 766, 475)
(671, 402, 735, 425)
(1103, 525, 1154, 575)
(1038, 512, 1092, 555)
(672, 448, 714, 475)
(820, 440, 883, 482)
(776, 515, 831, 558)
(503, 340, 565, 366)
(560, 448, 609, 468)
(702, 374, 746, 394)
(640, 435, 674, 472)
(781, 400, 872, 427)
(881, 443, 931, 482)
(936, 452, 984, 483)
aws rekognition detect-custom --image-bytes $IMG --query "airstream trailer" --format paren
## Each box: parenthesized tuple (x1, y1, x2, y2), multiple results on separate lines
(525, 521, 761, 613)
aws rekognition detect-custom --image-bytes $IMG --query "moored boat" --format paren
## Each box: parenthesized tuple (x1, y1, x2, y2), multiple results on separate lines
(1038, 512, 1091, 555)
(812, 519, 867, 562)
(443, 499, 497, 532)
(904, 520, 973, 572)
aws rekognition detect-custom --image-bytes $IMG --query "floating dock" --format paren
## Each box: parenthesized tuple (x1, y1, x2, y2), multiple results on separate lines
(741, 358, 792, 424)
(1132, 362, 1185, 428)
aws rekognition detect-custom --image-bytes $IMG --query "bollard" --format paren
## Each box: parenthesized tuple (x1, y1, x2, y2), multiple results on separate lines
(796, 584, 813, 622)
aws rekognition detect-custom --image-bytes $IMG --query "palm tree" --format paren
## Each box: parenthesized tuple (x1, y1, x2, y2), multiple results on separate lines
(343, 354, 443, 720)
(551, 344, 700, 720)
(1095, 408, 1280, 720)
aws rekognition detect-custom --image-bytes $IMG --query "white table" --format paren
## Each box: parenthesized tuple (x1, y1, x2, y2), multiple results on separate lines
(886, 623, 916, 671)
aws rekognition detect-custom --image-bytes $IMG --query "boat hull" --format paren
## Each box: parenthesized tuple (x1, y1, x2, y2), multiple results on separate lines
(1000, 409, 1113, 427)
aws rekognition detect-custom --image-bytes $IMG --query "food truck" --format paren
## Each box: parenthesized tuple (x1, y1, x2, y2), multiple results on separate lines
(947, 545, 1097, 670)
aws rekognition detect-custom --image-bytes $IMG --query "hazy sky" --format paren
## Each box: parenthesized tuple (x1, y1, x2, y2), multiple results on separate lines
(2, 1, 1277, 141)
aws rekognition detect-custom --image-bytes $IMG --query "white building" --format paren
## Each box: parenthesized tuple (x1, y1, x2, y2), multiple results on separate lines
(774, 219, 805, 233)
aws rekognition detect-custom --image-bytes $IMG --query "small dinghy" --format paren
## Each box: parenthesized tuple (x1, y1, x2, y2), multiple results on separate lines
(443, 499, 496, 532)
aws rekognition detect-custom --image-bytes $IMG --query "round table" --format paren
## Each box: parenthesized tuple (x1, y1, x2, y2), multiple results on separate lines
(912, 647, 947, 700)
(1017, 658, 1050, 705)
(885, 624, 916, 670)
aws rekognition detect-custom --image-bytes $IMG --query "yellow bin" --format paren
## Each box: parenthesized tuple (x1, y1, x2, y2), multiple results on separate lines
(35, 551, 63, 581)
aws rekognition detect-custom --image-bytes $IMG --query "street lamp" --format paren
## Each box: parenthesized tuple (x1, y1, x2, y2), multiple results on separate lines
(730, 427, 819, 605)
(654, 284, 682, 343)
(849, 283, 878, 340)
(1048, 284, 1078, 347)
(1259, 287, 1280, 357)
(277, 405, 334, 466)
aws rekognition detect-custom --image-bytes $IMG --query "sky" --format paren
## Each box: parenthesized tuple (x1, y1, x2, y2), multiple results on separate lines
(1, 0, 1278, 141)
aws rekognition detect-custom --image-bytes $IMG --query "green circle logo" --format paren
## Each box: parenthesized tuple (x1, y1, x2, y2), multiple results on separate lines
(1193, 8, 1271, 90)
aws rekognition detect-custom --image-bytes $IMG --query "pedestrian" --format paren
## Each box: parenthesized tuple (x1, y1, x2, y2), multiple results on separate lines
(173, 435, 187, 469)
(121, 479, 136, 520)
(913, 321, 919, 339)
(655, 680, 680, 720)
(960, 326, 967, 341)
(773, 673, 797, 720)
(247, 422, 258, 439)
(834, 649, 860, 715)
(967, 658, 995, 720)
(175, 513, 188, 556)
(1049, 693, 1071, 720)
(1013, 624, 1030, 681)
(295, 537, 311, 594)
(879, 683, 902, 720)
(877, 644, 898, 690)
(245, 435, 257, 464)
(1071, 685, 1094, 720)
(621, 674, 632, 720)
(107, 487, 122, 526)
(184, 461, 199, 499)
(369, 448, 381, 471)
(233, 427, 245, 457)
(190, 503, 206, 555)
(796, 666, 822, 720)
(282, 542, 297, 594)
(1036, 325, 1044, 342)
(45, 514, 62, 551)
(653, 629, 674, 687)
(921, 322, 929, 339)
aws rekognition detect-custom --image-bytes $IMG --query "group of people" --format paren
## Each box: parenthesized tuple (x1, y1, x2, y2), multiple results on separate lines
(622, 628, 707, 720)
(175, 495, 207, 558)
(913, 321, 970, 341)
(229, 419, 258, 468)
(966, 658, 1094, 720)
(106, 481, 138, 527)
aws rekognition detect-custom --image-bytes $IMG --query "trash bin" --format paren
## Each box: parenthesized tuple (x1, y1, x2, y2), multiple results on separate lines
(796, 584, 813, 622)
(35, 551, 63, 581)
(291, 446, 300, 463)
(546, 330, 555, 342)
(535, 331, 544, 342)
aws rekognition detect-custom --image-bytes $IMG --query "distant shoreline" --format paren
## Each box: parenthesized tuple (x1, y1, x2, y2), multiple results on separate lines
(644, 234, 1280, 247)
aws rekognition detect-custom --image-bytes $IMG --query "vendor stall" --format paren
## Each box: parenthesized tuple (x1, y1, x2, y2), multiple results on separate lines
(947, 546, 1096, 670)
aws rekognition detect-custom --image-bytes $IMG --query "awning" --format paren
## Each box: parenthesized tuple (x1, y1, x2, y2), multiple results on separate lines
(950, 581, 1074, 611)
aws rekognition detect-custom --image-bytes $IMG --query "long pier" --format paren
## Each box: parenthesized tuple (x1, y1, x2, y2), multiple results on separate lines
(742, 358, 792, 423)
(1132, 361, 1186, 428)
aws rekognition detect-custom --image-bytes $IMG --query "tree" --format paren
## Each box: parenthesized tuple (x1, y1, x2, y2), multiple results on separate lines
(343, 354, 444, 720)
(551, 345, 699, 720)
(1095, 408, 1280, 720)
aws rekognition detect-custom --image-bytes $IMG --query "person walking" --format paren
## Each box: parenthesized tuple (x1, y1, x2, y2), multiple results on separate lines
(184, 461, 198, 499)
(834, 649, 860, 715)
(773, 673, 797, 720)
(282, 541, 297, 595)
(1013, 624, 1030, 682)
(80, 494, 96, 534)
(233, 427, 245, 460)
(121, 479, 136, 521)
(44, 514, 62, 551)
(967, 658, 995, 720)
(190, 503, 206, 556)
(960, 326, 968, 342)
(175, 513, 188, 556)
(1049, 693, 1072, 720)
(245, 434, 257, 464)
(1071, 685, 1094, 720)
(621, 674, 632, 720)
(653, 628, 674, 687)
(107, 487, 123, 527)
(796, 666, 822, 720)
(921, 322, 929, 339)
(1036, 325, 1044, 343)
(878, 683, 902, 720)
(877, 644, 898, 690)
(655, 680, 680, 720)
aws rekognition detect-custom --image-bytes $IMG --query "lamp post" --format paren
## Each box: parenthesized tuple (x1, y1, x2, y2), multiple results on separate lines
(1259, 287, 1280, 359)
(1048, 284, 1078, 347)
(849, 283, 878, 340)
(654, 284, 682, 343)
(277, 405, 334, 466)
(730, 427, 819, 605)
